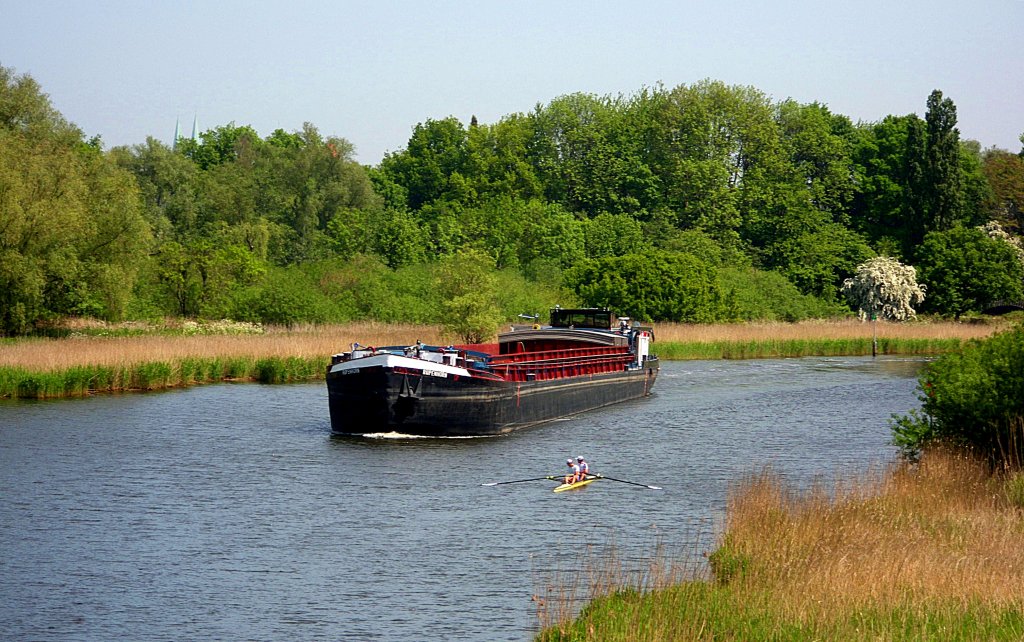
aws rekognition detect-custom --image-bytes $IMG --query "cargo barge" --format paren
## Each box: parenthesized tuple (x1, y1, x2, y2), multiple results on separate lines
(326, 308, 658, 436)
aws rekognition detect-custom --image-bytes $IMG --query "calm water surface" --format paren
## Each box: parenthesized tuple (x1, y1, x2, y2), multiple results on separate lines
(1, 357, 924, 641)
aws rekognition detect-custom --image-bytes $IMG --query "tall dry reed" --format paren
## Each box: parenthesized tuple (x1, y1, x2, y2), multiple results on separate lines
(537, 449, 1024, 640)
(2, 319, 997, 373)
(533, 529, 716, 639)
(0, 322, 446, 373)
(721, 449, 1024, 619)
(654, 318, 1002, 344)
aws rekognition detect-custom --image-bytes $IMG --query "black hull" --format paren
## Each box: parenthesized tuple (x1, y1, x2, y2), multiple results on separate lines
(327, 360, 659, 437)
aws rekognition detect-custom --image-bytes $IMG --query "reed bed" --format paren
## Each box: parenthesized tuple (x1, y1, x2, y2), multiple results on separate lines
(654, 318, 1001, 344)
(0, 322, 445, 373)
(537, 450, 1024, 641)
(649, 319, 998, 360)
(0, 322, 446, 398)
(0, 319, 1001, 399)
(656, 337, 966, 359)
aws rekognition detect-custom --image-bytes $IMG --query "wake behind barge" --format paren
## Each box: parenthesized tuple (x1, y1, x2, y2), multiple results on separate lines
(326, 308, 658, 437)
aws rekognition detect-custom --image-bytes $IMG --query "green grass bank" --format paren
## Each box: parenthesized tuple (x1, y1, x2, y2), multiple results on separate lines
(655, 336, 963, 359)
(0, 356, 325, 399)
(0, 336, 965, 400)
(538, 585, 1024, 642)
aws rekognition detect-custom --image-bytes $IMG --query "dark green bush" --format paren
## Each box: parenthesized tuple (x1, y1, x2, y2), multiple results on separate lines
(718, 266, 848, 321)
(892, 324, 1024, 463)
(565, 251, 723, 322)
(232, 267, 340, 327)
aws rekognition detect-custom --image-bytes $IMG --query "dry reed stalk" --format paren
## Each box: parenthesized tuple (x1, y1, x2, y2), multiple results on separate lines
(534, 533, 710, 637)
(654, 319, 1003, 344)
(0, 323, 446, 372)
(722, 450, 1024, 624)
(2, 319, 1001, 373)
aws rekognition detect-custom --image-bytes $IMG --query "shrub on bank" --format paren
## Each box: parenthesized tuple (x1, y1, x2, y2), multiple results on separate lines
(718, 266, 848, 322)
(892, 325, 1024, 464)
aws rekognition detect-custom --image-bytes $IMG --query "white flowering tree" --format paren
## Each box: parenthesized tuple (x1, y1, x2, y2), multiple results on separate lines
(841, 256, 926, 321)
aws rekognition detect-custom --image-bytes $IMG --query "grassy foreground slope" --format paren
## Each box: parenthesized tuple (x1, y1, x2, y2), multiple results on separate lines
(537, 450, 1024, 641)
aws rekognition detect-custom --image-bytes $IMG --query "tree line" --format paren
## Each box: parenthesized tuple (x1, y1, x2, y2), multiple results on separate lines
(2, 64, 1023, 336)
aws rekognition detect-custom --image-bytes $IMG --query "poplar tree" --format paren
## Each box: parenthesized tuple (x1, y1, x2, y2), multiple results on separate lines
(923, 90, 964, 233)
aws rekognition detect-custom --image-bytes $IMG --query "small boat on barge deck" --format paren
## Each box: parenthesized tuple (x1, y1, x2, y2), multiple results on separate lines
(326, 307, 659, 437)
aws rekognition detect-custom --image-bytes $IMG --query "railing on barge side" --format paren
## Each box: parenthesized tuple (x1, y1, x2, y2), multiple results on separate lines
(491, 354, 634, 382)
(488, 345, 630, 365)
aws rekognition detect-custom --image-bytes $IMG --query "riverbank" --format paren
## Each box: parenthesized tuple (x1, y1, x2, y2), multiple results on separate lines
(0, 318, 1005, 399)
(0, 320, 443, 399)
(536, 449, 1024, 641)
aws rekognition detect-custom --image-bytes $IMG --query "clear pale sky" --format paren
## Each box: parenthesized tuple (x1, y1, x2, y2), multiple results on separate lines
(2, 0, 1021, 165)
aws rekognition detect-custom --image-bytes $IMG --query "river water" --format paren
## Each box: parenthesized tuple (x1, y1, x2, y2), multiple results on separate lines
(1, 357, 924, 641)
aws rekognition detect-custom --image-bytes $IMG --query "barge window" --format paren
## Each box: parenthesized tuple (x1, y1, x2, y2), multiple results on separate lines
(550, 308, 612, 329)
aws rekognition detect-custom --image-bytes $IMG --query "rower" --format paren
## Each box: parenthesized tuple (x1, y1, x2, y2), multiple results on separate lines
(576, 455, 589, 479)
(564, 458, 581, 484)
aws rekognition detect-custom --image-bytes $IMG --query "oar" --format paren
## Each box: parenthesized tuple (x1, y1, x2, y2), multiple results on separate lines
(593, 474, 662, 490)
(481, 476, 558, 487)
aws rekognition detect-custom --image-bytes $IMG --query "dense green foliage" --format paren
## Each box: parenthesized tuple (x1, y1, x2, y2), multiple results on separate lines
(565, 251, 721, 322)
(1, 67, 151, 334)
(893, 325, 1024, 463)
(915, 226, 1024, 318)
(3, 64, 1023, 335)
(982, 147, 1024, 234)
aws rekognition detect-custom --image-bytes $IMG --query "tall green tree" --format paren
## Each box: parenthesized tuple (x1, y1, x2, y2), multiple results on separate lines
(0, 65, 150, 333)
(464, 114, 543, 203)
(775, 100, 857, 225)
(982, 148, 1024, 233)
(648, 81, 787, 247)
(0, 65, 80, 144)
(527, 92, 658, 217)
(849, 114, 928, 257)
(110, 137, 201, 238)
(436, 249, 503, 342)
(176, 122, 262, 170)
(378, 117, 471, 210)
(923, 90, 964, 233)
(255, 124, 380, 263)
